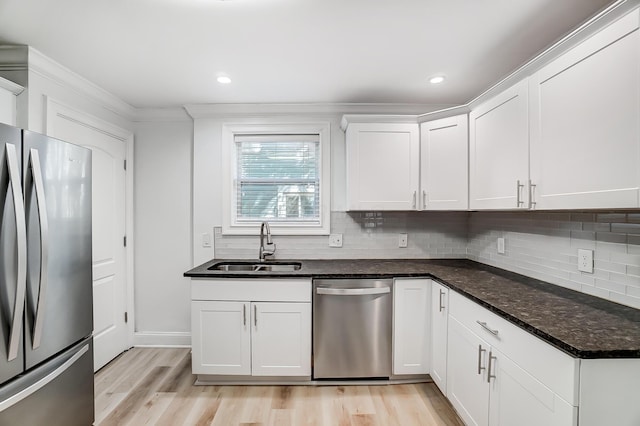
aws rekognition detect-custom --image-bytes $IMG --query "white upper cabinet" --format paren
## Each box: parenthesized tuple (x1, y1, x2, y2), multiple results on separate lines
(346, 122, 420, 210)
(470, 80, 530, 210)
(420, 115, 469, 210)
(529, 10, 640, 209)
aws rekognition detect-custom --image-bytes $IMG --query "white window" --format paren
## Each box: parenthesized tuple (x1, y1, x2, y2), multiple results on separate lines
(222, 123, 330, 235)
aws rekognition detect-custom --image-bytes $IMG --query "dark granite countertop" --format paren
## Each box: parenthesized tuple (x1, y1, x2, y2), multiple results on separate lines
(185, 258, 640, 359)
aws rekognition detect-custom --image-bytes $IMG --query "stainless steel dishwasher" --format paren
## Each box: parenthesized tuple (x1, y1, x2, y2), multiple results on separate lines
(313, 278, 392, 379)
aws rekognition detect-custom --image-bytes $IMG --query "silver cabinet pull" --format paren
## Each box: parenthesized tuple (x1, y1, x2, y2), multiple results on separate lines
(412, 191, 417, 209)
(529, 179, 537, 209)
(316, 287, 391, 296)
(477, 345, 486, 375)
(254, 305, 257, 327)
(25, 148, 49, 349)
(487, 351, 497, 383)
(243, 304, 246, 326)
(438, 289, 445, 312)
(4, 143, 27, 361)
(476, 320, 499, 336)
(423, 190, 427, 209)
(516, 180, 525, 207)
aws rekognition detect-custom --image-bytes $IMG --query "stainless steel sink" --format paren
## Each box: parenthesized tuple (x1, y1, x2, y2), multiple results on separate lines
(208, 261, 302, 272)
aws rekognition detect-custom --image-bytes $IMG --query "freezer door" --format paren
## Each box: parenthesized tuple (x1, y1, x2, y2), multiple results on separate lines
(0, 337, 94, 425)
(0, 123, 25, 385)
(22, 131, 93, 369)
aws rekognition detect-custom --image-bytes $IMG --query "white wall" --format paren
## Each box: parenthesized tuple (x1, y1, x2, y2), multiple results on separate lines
(134, 118, 193, 344)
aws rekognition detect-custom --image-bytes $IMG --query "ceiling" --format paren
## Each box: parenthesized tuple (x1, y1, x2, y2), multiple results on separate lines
(0, 0, 617, 109)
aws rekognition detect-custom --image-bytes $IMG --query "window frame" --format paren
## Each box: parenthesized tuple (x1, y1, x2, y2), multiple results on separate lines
(221, 123, 331, 235)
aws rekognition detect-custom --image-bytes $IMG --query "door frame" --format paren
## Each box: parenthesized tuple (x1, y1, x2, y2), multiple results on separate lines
(44, 96, 135, 350)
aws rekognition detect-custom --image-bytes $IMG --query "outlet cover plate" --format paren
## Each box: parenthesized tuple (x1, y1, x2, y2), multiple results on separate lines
(497, 237, 505, 254)
(399, 233, 408, 248)
(329, 233, 343, 247)
(578, 249, 594, 273)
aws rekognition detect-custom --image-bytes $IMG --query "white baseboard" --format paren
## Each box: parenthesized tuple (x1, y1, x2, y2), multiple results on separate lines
(134, 331, 191, 348)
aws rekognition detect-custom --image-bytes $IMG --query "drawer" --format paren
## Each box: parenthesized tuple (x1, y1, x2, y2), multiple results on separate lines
(449, 291, 579, 405)
(191, 278, 311, 302)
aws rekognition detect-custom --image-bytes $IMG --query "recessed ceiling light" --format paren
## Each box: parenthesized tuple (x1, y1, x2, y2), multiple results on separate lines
(217, 75, 232, 84)
(429, 75, 446, 84)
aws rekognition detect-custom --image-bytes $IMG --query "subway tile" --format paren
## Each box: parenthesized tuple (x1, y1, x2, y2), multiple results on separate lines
(581, 284, 609, 299)
(608, 292, 640, 310)
(597, 213, 627, 223)
(595, 279, 627, 294)
(611, 223, 640, 235)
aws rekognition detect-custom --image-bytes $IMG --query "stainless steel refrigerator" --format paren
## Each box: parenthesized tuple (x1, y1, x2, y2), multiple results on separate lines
(0, 123, 94, 424)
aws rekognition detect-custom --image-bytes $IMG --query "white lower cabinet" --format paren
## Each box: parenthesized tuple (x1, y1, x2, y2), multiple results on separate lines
(430, 281, 449, 393)
(191, 279, 311, 378)
(447, 292, 578, 426)
(393, 278, 431, 375)
(251, 302, 311, 376)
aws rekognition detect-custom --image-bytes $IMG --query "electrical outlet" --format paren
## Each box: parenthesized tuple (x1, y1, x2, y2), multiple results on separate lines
(329, 233, 343, 247)
(399, 233, 408, 248)
(577, 249, 594, 273)
(497, 237, 505, 254)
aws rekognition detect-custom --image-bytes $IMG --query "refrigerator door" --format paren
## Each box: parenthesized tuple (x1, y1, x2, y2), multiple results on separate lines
(22, 131, 92, 369)
(0, 337, 94, 425)
(0, 123, 25, 385)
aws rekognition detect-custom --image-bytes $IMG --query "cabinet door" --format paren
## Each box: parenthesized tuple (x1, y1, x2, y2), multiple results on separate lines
(430, 282, 449, 394)
(251, 302, 311, 377)
(529, 11, 640, 209)
(191, 301, 251, 375)
(469, 80, 529, 210)
(488, 348, 577, 426)
(346, 123, 420, 210)
(420, 115, 469, 210)
(393, 279, 430, 375)
(447, 316, 490, 426)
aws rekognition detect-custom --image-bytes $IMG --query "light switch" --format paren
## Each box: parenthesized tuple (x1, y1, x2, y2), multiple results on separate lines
(202, 233, 212, 248)
(497, 238, 505, 254)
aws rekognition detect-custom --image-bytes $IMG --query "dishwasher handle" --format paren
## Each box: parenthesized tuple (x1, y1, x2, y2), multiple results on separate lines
(316, 287, 391, 296)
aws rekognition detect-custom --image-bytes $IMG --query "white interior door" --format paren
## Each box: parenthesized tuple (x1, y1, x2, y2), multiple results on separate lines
(45, 99, 130, 371)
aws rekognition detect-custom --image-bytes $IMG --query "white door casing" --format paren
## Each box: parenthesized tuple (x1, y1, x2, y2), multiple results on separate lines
(45, 97, 133, 371)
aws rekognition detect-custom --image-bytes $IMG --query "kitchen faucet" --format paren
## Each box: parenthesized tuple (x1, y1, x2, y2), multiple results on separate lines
(259, 221, 276, 261)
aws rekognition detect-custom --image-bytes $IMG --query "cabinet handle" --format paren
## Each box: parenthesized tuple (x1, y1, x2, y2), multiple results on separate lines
(476, 320, 499, 336)
(423, 190, 427, 209)
(516, 180, 525, 207)
(412, 191, 417, 209)
(487, 351, 497, 383)
(477, 345, 486, 375)
(243, 304, 246, 326)
(529, 180, 537, 209)
(254, 305, 257, 327)
(439, 289, 445, 312)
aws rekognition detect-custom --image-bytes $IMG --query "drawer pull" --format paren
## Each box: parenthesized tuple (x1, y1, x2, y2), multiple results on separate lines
(477, 345, 486, 375)
(476, 320, 499, 336)
(439, 289, 445, 312)
(487, 351, 497, 383)
(243, 304, 246, 326)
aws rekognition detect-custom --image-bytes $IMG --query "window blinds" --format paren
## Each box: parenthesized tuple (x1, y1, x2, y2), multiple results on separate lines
(235, 134, 321, 223)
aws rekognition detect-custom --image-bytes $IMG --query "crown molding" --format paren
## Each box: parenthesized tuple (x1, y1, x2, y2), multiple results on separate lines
(0, 75, 24, 95)
(416, 105, 470, 123)
(27, 47, 136, 120)
(340, 114, 421, 131)
(184, 102, 451, 119)
(134, 107, 192, 122)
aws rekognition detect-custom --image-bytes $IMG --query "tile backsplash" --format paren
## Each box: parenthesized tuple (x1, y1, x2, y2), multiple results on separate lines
(214, 211, 468, 260)
(468, 211, 640, 310)
(214, 210, 640, 310)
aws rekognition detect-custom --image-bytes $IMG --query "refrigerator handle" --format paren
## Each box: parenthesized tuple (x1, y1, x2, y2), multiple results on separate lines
(0, 344, 89, 412)
(26, 148, 49, 349)
(5, 143, 27, 361)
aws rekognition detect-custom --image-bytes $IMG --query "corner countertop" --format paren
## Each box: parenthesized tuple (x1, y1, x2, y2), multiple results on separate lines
(184, 258, 640, 359)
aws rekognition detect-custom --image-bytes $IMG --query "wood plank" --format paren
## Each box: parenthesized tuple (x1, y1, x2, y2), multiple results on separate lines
(95, 348, 463, 426)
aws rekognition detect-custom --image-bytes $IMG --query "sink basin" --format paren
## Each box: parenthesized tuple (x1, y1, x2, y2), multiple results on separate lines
(208, 261, 302, 272)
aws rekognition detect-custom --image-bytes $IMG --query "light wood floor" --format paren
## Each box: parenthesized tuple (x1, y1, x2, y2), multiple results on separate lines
(95, 348, 464, 426)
